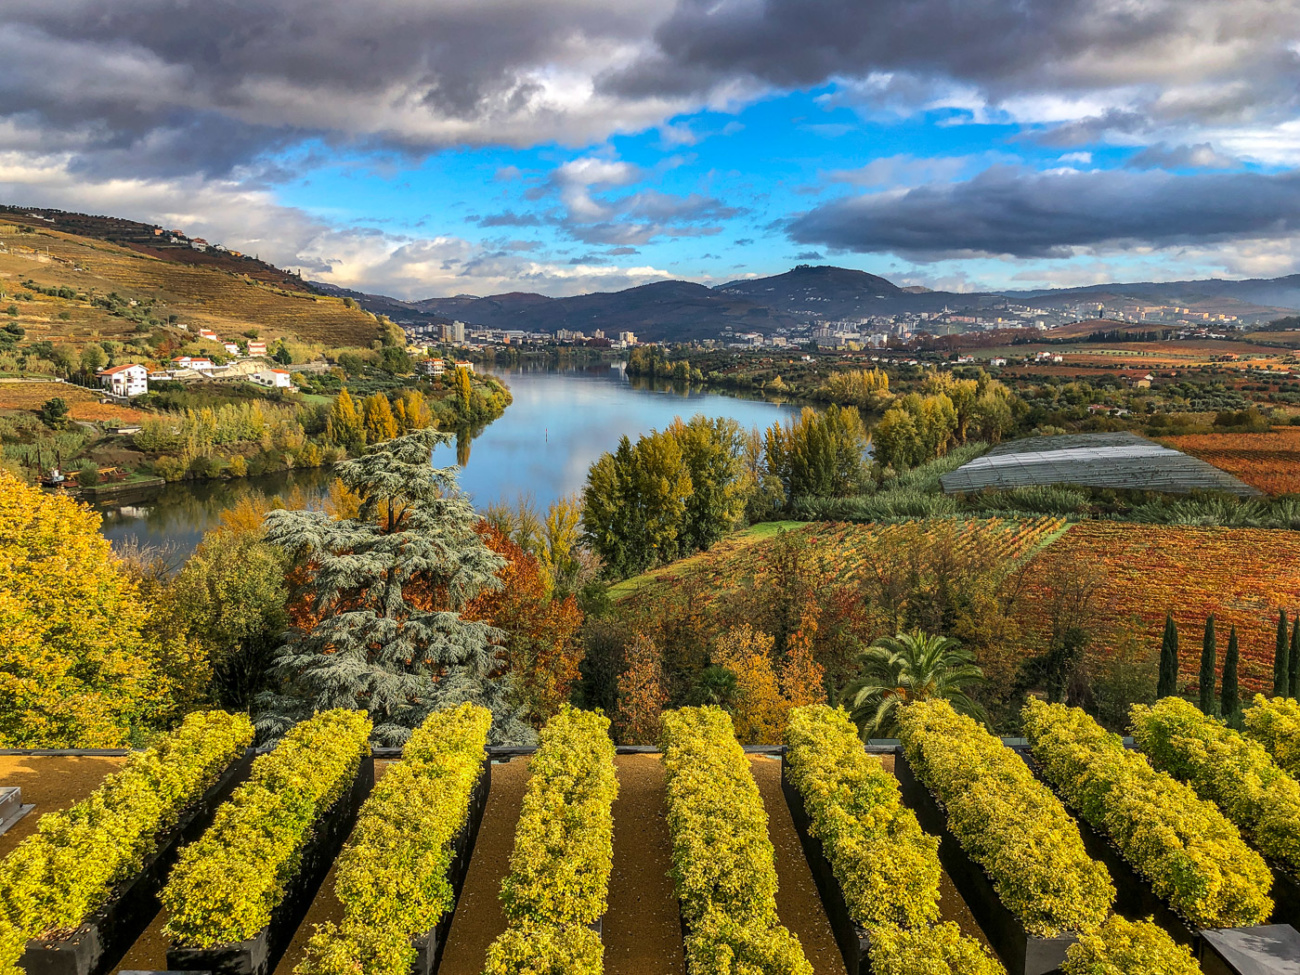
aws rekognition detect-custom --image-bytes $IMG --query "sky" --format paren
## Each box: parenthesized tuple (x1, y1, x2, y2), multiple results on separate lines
(1, 0, 1299, 300)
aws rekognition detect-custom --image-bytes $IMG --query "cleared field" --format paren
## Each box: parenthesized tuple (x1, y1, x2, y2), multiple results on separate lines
(0, 224, 380, 348)
(0, 381, 148, 423)
(1018, 521, 1300, 691)
(1161, 428, 1300, 495)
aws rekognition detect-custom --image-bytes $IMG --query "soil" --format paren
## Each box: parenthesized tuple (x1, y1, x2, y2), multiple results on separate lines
(0, 756, 125, 856)
(750, 755, 846, 975)
(606, 755, 685, 975)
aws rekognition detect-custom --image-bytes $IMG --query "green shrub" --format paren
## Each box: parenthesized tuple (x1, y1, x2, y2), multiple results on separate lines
(0, 711, 252, 974)
(897, 700, 1114, 938)
(1131, 696, 1300, 881)
(296, 704, 491, 975)
(499, 706, 618, 926)
(1023, 699, 1272, 929)
(661, 707, 812, 975)
(1061, 916, 1200, 975)
(162, 709, 372, 947)
(1243, 694, 1300, 777)
(784, 705, 940, 928)
(481, 920, 603, 975)
(868, 921, 1005, 975)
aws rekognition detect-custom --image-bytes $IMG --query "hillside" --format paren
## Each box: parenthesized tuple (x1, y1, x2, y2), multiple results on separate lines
(0, 220, 384, 351)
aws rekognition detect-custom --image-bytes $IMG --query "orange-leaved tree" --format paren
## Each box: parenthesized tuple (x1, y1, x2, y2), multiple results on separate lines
(616, 632, 668, 745)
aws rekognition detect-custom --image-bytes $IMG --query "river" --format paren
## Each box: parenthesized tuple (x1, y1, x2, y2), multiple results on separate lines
(96, 363, 802, 557)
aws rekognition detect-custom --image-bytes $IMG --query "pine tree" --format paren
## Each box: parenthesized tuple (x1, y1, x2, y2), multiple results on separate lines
(1275, 610, 1291, 699)
(1221, 625, 1240, 723)
(1291, 620, 1300, 699)
(256, 429, 527, 745)
(1199, 615, 1216, 715)
(1157, 612, 1179, 699)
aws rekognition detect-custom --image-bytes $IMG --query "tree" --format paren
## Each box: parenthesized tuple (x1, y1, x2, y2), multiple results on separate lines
(79, 343, 105, 374)
(38, 398, 68, 430)
(616, 633, 667, 745)
(326, 388, 365, 453)
(1275, 611, 1290, 699)
(764, 405, 870, 500)
(671, 416, 747, 553)
(843, 630, 986, 740)
(1199, 616, 1217, 714)
(257, 429, 524, 745)
(454, 366, 473, 414)
(363, 393, 398, 443)
(0, 473, 161, 745)
(1222, 625, 1240, 723)
(712, 625, 788, 744)
(1157, 612, 1179, 698)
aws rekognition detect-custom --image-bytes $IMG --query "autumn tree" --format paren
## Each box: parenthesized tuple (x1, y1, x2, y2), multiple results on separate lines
(258, 429, 526, 745)
(326, 388, 365, 453)
(616, 632, 668, 744)
(781, 600, 826, 707)
(712, 625, 788, 744)
(764, 405, 870, 500)
(363, 393, 398, 443)
(0, 473, 162, 745)
(454, 366, 473, 414)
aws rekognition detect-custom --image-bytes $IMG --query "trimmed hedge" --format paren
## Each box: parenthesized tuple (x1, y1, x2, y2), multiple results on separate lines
(162, 709, 372, 948)
(1244, 694, 1300, 778)
(481, 706, 617, 975)
(785, 705, 940, 929)
(1061, 916, 1200, 975)
(869, 922, 1005, 975)
(1023, 699, 1272, 929)
(785, 706, 1002, 974)
(0, 711, 253, 975)
(661, 706, 812, 975)
(296, 704, 491, 975)
(1131, 696, 1300, 881)
(897, 699, 1114, 939)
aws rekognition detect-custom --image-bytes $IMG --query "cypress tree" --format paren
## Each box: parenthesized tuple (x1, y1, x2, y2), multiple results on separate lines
(1291, 620, 1300, 699)
(1199, 615, 1216, 714)
(1221, 625, 1240, 723)
(1275, 610, 1291, 698)
(1157, 612, 1179, 698)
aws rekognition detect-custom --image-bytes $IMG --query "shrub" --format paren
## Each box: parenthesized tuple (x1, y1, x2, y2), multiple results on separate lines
(868, 921, 1005, 975)
(1243, 694, 1300, 778)
(660, 706, 812, 975)
(1061, 916, 1200, 975)
(896, 699, 1114, 938)
(0, 711, 253, 974)
(482, 920, 603, 975)
(1022, 699, 1272, 929)
(162, 709, 372, 947)
(1131, 696, 1300, 881)
(296, 704, 491, 975)
(784, 705, 941, 928)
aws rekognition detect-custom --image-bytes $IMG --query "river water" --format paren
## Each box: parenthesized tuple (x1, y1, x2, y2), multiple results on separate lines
(96, 363, 801, 557)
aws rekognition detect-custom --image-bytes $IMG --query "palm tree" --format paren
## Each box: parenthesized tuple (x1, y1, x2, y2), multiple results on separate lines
(843, 630, 987, 739)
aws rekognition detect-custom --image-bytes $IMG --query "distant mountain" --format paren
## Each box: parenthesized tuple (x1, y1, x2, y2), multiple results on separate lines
(1007, 275, 1300, 316)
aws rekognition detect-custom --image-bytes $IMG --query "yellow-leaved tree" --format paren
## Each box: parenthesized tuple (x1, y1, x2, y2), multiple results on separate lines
(0, 473, 162, 746)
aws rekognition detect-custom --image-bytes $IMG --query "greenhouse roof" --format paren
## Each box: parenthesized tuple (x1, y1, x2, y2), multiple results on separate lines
(939, 431, 1262, 497)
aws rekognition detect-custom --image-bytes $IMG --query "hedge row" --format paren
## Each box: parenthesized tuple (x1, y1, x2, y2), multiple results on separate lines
(661, 706, 813, 975)
(1244, 694, 1300, 778)
(1023, 699, 1272, 929)
(0, 711, 253, 975)
(1131, 697, 1300, 881)
(784, 706, 1002, 974)
(1061, 916, 1200, 975)
(897, 699, 1114, 939)
(296, 704, 492, 975)
(483, 706, 617, 975)
(162, 709, 372, 947)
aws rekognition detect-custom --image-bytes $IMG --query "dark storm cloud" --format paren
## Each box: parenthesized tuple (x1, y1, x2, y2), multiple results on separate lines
(788, 167, 1300, 259)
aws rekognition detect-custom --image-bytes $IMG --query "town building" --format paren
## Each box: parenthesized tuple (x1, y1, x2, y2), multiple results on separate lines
(98, 363, 148, 397)
(252, 368, 293, 388)
(246, 341, 268, 356)
(417, 358, 445, 377)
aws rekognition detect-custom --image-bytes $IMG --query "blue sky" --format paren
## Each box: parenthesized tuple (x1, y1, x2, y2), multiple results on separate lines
(2, 0, 1298, 298)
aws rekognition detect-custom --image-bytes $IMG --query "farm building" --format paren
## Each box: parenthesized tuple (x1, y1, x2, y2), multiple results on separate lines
(940, 431, 1261, 496)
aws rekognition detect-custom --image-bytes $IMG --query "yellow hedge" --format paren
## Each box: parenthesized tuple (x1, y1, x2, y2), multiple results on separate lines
(661, 707, 812, 975)
(1061, 916, 1200, 975)
(897, 700, 1114, 938)
(1132, 697, 1300, 881)
(1024, 699, 1272, 929)
(869, 922, 1005, 975)
(0, 711, 253, 975)
(1244, 694, 1300, 778)
(482, 920, 603, 975)
(296, 704, 491, 975)
(162, 709, 371, 947)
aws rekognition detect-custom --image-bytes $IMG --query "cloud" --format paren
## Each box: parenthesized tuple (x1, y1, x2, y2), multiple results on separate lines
(829, 153, 973, 187)
(788, 166, 1300, 260)
(477, 210, 545, 227)
(794, 250, 823, 260)
(1126, 142, 1239, 170)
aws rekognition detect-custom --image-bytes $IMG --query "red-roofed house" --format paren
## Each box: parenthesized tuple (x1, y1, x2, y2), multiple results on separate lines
(98, 364, 148, 397)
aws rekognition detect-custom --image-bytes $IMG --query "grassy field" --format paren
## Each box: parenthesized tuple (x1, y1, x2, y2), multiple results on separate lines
(0, 224, 380, 349)
(0, 380, 148, 423)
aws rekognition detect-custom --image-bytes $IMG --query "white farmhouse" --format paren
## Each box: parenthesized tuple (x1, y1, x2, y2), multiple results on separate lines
(98, 363, 148, 397)
(252, 368, 293, 388)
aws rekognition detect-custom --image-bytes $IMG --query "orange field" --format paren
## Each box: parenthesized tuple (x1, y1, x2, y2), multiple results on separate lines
(1161, 428, 1300, 495)
(1020, 522, 1300, 692)
(0, 381, 148, 423)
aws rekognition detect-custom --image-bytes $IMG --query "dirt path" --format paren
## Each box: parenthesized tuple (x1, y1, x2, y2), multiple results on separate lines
(0, 756, 125, 856)
(750, 755, 846, 975)
(606, 754, 685, 975)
